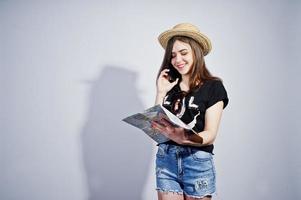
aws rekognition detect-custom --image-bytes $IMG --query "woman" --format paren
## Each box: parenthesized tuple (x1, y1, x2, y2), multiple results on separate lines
(151, 23, 229, 200)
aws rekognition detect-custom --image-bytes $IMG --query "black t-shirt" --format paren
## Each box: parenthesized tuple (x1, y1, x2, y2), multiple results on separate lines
(161, 79, 229, 154)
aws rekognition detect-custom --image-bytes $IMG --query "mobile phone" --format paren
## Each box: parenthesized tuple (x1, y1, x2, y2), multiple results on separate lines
(167, 66, 180, 83)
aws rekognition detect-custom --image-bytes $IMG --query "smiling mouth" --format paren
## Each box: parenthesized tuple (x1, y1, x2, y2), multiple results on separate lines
(176, 64, 185, 68)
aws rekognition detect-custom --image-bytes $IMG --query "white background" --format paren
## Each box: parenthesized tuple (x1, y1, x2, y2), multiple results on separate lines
(1, 1, 300, 199)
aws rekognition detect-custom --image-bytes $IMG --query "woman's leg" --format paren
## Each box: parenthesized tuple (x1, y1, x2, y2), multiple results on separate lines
(184, 195, 212, 200)
(157, 191, 184, 200)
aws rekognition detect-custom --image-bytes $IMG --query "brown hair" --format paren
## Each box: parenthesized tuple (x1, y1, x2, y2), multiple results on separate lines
(157, 36, 221, 93)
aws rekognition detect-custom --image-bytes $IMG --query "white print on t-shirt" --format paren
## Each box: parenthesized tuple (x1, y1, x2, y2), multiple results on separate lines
(186, 96, 200, 129)
(187, 112, 200, 129)
(188, 96, 198, 108)
(163, 95, 201, 131)
(163, 95, 171, 105)
(176, 97, 186, 118)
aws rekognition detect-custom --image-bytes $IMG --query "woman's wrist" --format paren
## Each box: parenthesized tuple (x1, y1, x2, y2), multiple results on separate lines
(155, 92, 166, 105)
(182, 130, 204, 145)
(156, 91, 167, 100)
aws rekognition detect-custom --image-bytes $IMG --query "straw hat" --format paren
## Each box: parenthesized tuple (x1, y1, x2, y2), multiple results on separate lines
(158, 23, 212, 56)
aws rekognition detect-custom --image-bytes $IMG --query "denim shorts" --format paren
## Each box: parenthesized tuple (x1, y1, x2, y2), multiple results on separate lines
(155, 143, 216, 198)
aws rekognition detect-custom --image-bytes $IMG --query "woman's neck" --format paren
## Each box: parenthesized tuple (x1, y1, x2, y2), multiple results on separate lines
(180, 75, 190, 92)
(181, 75, 189, 85)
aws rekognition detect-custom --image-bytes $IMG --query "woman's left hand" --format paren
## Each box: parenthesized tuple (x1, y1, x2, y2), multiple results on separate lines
(151, 115, 187, 144)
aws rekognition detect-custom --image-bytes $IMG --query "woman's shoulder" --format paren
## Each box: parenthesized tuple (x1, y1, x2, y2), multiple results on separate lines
(206, 79, 223, 85)
(208, 79, 225, 88)
(190, 79, 227, 99)
(194, 79, 222, 92)
(206, 79, 229, 109)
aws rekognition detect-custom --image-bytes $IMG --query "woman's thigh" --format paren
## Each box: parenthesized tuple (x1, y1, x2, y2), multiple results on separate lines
(157, 192, 212, 200)
(157, 191, 184, 200)
(184, 194, 211, 200)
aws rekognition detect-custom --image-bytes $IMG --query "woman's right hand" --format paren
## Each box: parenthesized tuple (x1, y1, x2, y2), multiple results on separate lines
(156, 68, 179, 95)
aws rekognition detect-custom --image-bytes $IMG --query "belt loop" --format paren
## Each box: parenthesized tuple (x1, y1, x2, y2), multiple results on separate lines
(187, 146, 192, 155)
(165, 143, 170, 154)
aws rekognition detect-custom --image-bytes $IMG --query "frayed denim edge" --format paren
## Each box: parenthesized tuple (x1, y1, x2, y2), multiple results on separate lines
(156, 188, 183, 195)
(184, 191, 217, 199)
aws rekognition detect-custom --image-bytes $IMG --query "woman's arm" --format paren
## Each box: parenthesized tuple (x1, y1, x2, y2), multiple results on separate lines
(154, 69, 179, 105)
(183, 101, 224, 146)
(155, 92, 167, 105)
(151, 101, 224, 146)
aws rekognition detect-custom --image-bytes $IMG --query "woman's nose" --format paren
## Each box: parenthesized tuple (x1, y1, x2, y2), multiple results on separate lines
(175, 55, 182, 63)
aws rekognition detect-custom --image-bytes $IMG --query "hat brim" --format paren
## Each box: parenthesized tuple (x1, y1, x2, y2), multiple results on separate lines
(158, 29, 212, 56)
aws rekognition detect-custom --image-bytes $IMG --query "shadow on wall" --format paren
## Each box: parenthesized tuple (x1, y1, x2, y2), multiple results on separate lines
(81, 66, 153, 200)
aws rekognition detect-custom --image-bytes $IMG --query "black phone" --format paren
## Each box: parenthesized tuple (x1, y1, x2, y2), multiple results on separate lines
(167, 66, 180, 83)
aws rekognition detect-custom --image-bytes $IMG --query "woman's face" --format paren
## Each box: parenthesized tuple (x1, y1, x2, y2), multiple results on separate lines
(171, 40, 194, 77)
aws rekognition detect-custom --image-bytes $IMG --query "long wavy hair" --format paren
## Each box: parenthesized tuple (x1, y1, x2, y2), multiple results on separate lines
(157, 36, 222, 93)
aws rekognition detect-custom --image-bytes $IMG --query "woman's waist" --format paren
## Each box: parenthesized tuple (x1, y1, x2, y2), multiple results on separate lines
(158, 140, 214, 154)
